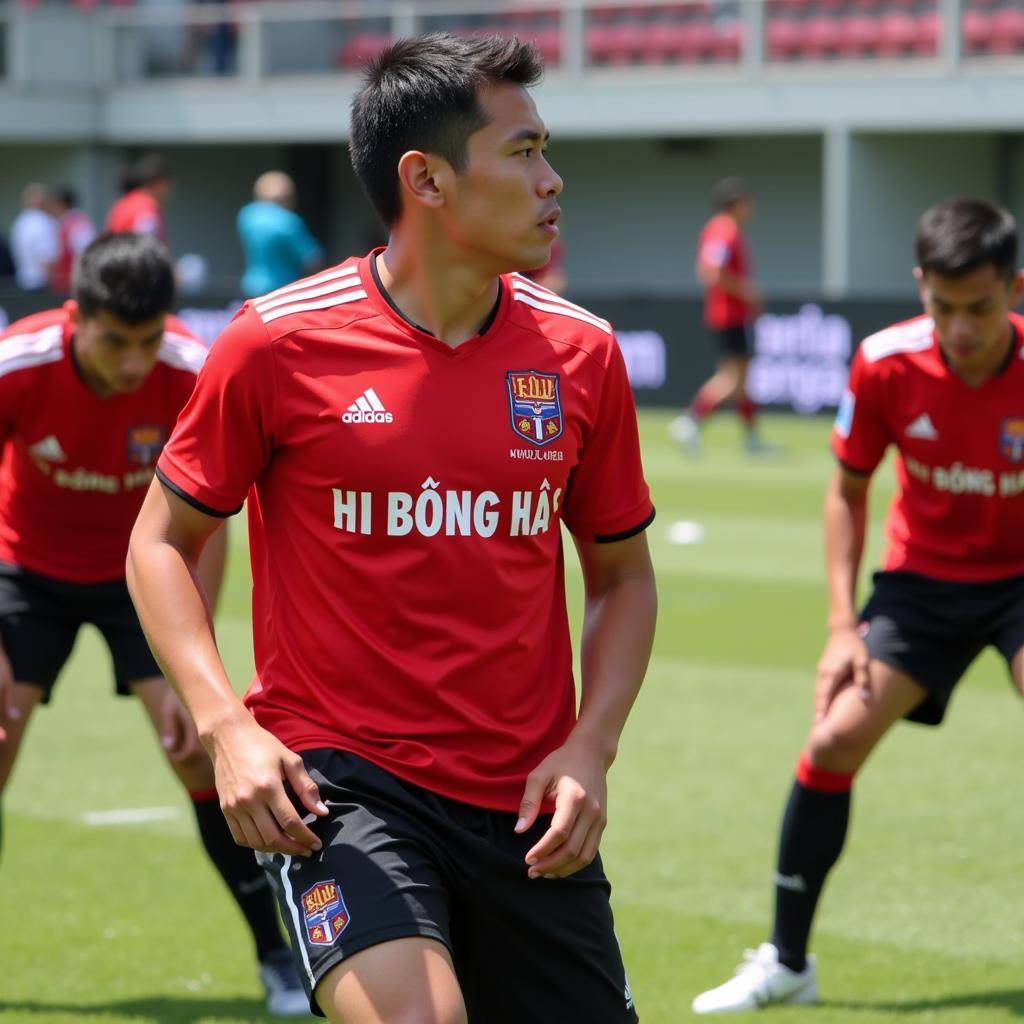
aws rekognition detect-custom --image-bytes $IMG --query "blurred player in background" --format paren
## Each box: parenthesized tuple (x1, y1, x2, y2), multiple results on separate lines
(671, 176, 771, 455)
(9, 182, 59, 293)
(128, 31, 656, 1024)
(693, 198, 1024, 1013)
(0, 233, 307, 1016)
(47, 185, 97, 295)
(106, 154, 174, 244)
(237, 170, 324, 298)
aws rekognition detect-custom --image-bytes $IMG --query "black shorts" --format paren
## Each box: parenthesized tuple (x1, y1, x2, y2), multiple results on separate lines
(712, 324, 751, 357)
(258, 749, 638, 1023)
(860, 570, 1024, 725)
(0, 561, 161, 701)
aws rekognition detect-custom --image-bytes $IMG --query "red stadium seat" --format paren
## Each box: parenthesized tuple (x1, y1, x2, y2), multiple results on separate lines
(988, 7, 1024, 54)
(962, 9, 992, 52)
(800, 15, 842, 59)
(766, 17, 803, 59)
(336, 32, 393, 71)
(837, 13, 881, 57)
(711, 20, 742, 61)
(876, 11, 917, 56)
(914, 11, 941, 55)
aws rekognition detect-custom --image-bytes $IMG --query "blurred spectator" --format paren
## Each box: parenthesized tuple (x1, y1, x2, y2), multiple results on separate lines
(47, 185, 97, 295)
(10, 183, 59, 292)
(236, 171, 324, 297)
(106, 154, 173, 243)
(0, 232, 15, 283)
(521, 237, 567, 294)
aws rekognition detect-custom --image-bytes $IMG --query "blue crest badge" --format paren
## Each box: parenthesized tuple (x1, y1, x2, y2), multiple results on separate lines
(507, 370, 563, 447)
(1000, 417, 1024, 462)
(301, 880, 350, 946)
(126, 425, 166, 466)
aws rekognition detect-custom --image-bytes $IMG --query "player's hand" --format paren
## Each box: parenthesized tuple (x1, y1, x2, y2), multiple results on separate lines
(158, 686, 202, 763)
(0, 641, 18, 742)
(206, 712, 328, 858)
(515, 733, 609, 880)
(814, 626, 871, 721)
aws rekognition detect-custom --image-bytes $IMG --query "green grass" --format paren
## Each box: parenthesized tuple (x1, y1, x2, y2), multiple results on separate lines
(3, 411, 1023, 1022)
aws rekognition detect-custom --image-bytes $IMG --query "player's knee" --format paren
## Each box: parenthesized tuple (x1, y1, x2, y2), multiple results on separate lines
(806, 720, 871, 773)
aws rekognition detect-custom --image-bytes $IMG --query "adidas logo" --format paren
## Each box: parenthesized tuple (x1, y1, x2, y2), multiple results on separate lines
(773, 871, 808, 893)
(905, 412, 938, 440)
(342, 387, 393, 424)
(29, 434, 66, 462)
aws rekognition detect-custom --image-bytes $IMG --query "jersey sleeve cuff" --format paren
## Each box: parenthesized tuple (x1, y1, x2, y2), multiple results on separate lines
(154, 465, 243, 518)
(833, 454, 875, 477)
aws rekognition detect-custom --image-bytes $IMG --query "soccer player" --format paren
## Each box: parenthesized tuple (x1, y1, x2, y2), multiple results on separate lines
(670, 176, 770, 455)
(692, 197, 1024, 1013)
(0, 233, 307, 1017)
(127, 32, 657, 1024)
(105, 154, 173, 243)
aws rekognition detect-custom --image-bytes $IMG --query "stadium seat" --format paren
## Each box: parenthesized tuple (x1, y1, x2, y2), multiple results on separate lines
(876, 11, 917, 56)
(837, 13, 881, 58)
(800, 15, 842, 59)
(765, 17, 803, 60)
(914, 11, 940, 55)
(961, 9, 993, 52)
(987, 7, 1024, 54)
(711, 19, 742, 61)
(336, 32, 393, 71)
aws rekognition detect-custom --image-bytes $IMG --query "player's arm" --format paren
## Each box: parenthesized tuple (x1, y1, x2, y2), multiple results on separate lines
(517, 530, 656, 879)
(815, 465, 873, 720)
(127, 480, 326, 856)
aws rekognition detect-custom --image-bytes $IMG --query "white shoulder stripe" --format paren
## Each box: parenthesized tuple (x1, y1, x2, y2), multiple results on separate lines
(259, 289, 369, 325)
(511, 275, 612, 328)
(255, 277, 363, 316)
(861, 318, 934, 363)
(512, 291, 612, 335)
(158, 332, 208, 373)
(0, 324, 65, 378)
(255, 265, 361, 307)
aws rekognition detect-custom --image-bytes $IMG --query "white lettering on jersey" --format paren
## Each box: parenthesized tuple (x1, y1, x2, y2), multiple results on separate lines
(342, 387, 394, 424)
(904, 413, 939, 440)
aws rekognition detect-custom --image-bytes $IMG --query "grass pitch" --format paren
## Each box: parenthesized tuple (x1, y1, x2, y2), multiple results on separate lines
(3, 411, 1023, 1022)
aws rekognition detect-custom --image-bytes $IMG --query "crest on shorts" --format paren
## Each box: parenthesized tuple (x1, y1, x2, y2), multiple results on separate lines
(1000, 417, 1024, 462)
(507, 370, 563, 447)
(126, 424, 166, 466)
(301, 880, 350, 946)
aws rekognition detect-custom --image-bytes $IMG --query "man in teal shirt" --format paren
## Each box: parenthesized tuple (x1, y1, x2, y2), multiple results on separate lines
(237, 171, 324, 296)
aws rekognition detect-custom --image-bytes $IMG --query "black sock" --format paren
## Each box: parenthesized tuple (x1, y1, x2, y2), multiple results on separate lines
(191, 793, 288, 963)
(770, 775, 851, 973)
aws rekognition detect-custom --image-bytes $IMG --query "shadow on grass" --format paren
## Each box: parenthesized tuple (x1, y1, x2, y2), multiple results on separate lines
(829, 988, 1024, 1016)
(0, 994, 313, 1022)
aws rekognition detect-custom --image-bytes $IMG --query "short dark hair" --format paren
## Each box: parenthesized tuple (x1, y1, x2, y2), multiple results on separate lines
(916, 198, 1018, 282)
(349, 32, 544, 227)
(712, 176, 749, 211)
(53, 185, 77, 209)
(122, 153, 171, 193)
(74, 233, 175, 323)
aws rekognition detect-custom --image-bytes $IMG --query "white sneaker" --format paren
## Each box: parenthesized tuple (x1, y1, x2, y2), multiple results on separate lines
(692, 943, 818, 1014)
(669, 413, 701, 454)
(259, 949, 310, 1017)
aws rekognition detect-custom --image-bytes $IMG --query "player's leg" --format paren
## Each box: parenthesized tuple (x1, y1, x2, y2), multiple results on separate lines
(316, 938, 466, 1024)
(258, 749, 465, 1021)
(0, 684, 46, 857)
(671, 343, 746, 453)
(92, 580, 305, 1016)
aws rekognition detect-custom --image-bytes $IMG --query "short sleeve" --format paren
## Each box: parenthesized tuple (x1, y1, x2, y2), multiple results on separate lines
(156, 304, 277, 517)
(831, 346, 891, 474)
(562, 338, 655, 542)
(698, 222, 734, 269)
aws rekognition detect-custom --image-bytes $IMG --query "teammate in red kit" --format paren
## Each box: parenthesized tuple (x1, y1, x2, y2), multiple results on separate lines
(127, 32, 657, 1024)
(105, 154, 173, 243)
(0, 232, 307, 1016)
(693, 198, 1024, 1014)
(671, 176, 771, 455)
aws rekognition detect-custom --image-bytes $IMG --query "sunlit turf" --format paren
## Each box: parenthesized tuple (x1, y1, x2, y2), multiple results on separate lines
(3, 411, 1022, 1022)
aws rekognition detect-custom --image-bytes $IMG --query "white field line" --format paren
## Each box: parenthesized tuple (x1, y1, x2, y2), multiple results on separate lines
(82, 806, 182, 826)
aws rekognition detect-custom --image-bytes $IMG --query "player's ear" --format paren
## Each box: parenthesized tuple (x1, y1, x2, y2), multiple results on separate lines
(397, 150, 447, 212)
(912, 266, 927, 304)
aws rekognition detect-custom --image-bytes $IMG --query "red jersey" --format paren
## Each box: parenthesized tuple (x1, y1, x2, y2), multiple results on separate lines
(833, 312, 1024, 582)
(51, 209, 96, 293)
(697, 213, 753, 329)
(0, 304, 206, 582)
(105, 190, 165, 242)
(158, 254, 654, 811)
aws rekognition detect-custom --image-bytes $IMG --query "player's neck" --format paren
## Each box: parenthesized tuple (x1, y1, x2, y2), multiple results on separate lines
(376, 238, 501, 348)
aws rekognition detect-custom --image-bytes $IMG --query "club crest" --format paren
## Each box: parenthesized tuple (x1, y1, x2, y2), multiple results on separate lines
(507, 370, 563, 447)
(1000, 417, 1024, 462)
(126, 425, 166, 466)
(301, 880, 350, 946)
